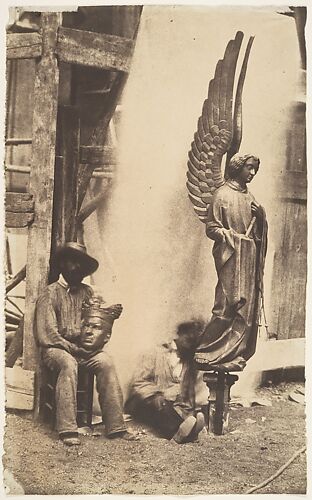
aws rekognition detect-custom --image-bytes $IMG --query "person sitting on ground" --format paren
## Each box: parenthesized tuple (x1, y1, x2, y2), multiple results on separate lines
(35, 241, 135, 446)
(126, 320, 208, 444)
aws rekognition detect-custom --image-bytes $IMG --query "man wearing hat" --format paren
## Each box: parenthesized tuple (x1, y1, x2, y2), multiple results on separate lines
(126, 320, 208, 444)
(35, 242, 133, 446)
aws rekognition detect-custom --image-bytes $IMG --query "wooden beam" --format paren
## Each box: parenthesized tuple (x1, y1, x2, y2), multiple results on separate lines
(5, 164, 30, 174)
(6, 313, 21, 325)
(5, 365, 34, 410)
(6, 138, 32, 145)
(6, 192, 34, 212)
(7, 32, 42, 60)
(6, 297, 24, 316)
(6, 192, 34, 224)
(6, 235, 13, 275)
(77, 190, 108, 223)
(92, 171, 114, 179)
(80, 145, 116, 165)
(279, 171, 307, 201)
(6, 266, 26, 293)
(57, 27, 133, 72)
(5, 163, 113, 177)
(23, 13, 61, 371)
(5, 307, 22, 320)
(51, 105, 80, 253)
(6, 317, 24, 368)
(86, 72, 127, 146)
(77, 164, 96, 213)
(6, 212, 34, 228)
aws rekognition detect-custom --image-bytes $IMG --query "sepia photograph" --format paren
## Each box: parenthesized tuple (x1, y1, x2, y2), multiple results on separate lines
(1, 2, 308, 495)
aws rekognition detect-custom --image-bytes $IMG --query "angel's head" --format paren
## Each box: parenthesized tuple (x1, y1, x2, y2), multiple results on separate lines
(227, 154, 260, 185)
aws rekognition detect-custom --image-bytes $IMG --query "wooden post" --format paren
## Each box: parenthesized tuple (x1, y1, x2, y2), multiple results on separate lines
(23, 13, 61, 371)
(203, 371, 238, 435)
(49, 106, 82, 282)
(6, 317, 24, 368)
(53, 105, 81, 244)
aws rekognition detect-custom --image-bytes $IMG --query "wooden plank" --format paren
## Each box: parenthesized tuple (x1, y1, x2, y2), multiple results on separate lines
(270, 201, 307, 339)
(281, 203, 306, 339)
(79, 145, 116, 165)
(6, 138, 32, 145)
(7, 32, 42, 60)
(23, 13, 61, 371)
(6, 317, 24, 368)
(5, 164, 31, 174)
(5, 365, 34, 410)
(61, 106, 80, 241)
(57, 27, 133, 72)
(6, 313, 21, 325)
(6, 235, 13, 275)
(5, 212, 34, 228)
(51, 105, 80, 255)
(285, 102, 306, 173)
(6, 266, 26, 293)
(6, 192, 34, 212)
(77, 190, 108, 223)
(5, 163, 110, 178)
(90, 171, 113, 179)
(279, 171, 307, 201)
(77, 164, 96, 213)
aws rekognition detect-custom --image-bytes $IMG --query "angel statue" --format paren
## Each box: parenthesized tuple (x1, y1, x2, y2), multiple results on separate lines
(186, 32, 268, 372)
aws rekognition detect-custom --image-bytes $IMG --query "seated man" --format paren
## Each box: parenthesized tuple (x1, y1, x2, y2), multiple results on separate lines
(126, 320, 208, 444)
(35, 242, 134, 446)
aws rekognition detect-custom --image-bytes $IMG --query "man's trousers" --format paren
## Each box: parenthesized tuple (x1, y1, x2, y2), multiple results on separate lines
(42, 348, 126, 436)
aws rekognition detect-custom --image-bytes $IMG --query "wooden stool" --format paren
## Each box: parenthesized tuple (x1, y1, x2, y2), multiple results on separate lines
(40, 364, 95, 428)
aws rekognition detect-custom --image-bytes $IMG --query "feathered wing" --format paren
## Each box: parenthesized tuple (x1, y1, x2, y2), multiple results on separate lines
(225, 35, 255, 177)
(187, 31, 254, 223)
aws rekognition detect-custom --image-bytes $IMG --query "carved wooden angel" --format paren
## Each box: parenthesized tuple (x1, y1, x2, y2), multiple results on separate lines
(186, 32, 268, 372)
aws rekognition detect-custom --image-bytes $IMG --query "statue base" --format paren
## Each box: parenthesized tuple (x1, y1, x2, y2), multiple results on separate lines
(194, 353, 246, 372)
(203, 371, 238, 435)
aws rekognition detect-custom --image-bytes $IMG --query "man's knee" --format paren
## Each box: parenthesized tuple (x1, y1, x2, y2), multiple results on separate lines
(44, 348, 78, 376)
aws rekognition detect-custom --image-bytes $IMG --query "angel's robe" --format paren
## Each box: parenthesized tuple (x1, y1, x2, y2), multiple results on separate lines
(196, 179, 268, 370)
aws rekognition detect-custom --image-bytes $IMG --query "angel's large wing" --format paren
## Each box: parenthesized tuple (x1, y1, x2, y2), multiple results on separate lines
(187, 31, 254, 223)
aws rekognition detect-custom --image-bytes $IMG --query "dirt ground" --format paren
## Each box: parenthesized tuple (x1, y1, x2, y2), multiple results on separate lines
(3, 381, 306, 495)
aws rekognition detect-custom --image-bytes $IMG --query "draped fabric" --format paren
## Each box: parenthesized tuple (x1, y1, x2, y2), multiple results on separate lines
(196, 180, 268, 370)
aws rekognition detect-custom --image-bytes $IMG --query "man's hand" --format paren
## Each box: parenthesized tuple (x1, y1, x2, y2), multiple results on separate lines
(75, 347, 94, 359)
(147, 393, 166, 411)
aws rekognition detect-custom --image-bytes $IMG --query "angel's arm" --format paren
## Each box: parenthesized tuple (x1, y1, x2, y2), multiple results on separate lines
(251, 202, 266, 241)
(206, 195, 243, 248)
(206, 196, 227, 242)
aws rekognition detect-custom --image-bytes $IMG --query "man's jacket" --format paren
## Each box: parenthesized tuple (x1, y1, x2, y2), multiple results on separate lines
(126, 342, 207, 414)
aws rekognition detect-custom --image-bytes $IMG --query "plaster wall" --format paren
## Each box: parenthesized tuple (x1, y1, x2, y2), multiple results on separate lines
(84, 6, 301, 393)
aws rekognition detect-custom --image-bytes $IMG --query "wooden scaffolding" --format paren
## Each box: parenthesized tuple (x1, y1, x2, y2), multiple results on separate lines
(4, 8, 142, 406)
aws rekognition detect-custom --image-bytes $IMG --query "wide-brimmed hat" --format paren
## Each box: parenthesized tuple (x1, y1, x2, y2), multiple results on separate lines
(55, 242, 99, 276)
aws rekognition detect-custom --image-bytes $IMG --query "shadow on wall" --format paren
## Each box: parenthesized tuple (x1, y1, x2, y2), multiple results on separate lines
(84, 5, 299, 393)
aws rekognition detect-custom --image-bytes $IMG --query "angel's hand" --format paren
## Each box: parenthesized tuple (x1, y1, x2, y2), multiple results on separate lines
(206, 225, 226, 242)
(251, 202, 262, 219)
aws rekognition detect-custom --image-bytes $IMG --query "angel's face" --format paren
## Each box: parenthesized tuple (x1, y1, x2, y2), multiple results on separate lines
(237, 158, 258, 185)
